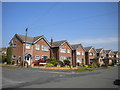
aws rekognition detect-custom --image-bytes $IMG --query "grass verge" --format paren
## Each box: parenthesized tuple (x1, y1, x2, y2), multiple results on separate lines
(74, 67, 99, 72)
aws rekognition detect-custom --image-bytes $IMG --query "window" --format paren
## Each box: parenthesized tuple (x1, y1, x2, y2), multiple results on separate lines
(60, 56, 66, 61)
(67, 49, 70, 53)
(13, 43, 17, 47)
(42, 56, 47, 60)
(35, 56, 40, 60)
(116, 55, 118, 58)
(82, 51, 84, 55)
(12, 55, 16, 59)
(76, 51, 80, 55)
(67, 57, 71, 60)
(42, 45, 48, 51)
(82, 58, 84, 63)
(60, 48, 66, 53)
(36, 44, 40, 50)
(26, 44, 31, 49)
(89, 52, 93, 56)
(77, 58, 81, 63)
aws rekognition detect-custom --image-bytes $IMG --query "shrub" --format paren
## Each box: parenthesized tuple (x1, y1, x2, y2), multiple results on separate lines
(46, 63, 54, 67)
(7, 47, 12, 64)
(63, 60, 70, 65)
(47, 58, 56, 63)
(72, 65, 76, 67)
(79, 64, 83, 67)
(84, 65, 89, 68)
(11, 61, 15, 65)
(93, 64, 98, 68)
(2, 56, 7, 63)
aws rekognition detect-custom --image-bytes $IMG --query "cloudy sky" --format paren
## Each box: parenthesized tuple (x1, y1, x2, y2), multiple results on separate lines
(2, 2, 118, 50)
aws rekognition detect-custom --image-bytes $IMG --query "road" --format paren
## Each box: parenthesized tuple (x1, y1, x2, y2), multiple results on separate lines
(2, 66, 119, 88)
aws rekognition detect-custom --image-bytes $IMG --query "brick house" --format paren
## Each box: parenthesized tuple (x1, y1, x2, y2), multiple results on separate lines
(103, 50, 114, 65)
(51, 40, 73, 65)
(71, 44, 86, 66)
(113, 51, 120, 65)
(9, 34, 51, 66)
(84, 46, 97, 65)
(95, 48, 106, 65)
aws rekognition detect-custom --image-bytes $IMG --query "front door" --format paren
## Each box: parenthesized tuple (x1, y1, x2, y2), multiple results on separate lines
(25, 54, 32, 65)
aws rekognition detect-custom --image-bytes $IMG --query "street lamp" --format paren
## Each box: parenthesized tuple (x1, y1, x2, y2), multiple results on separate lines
(23, 28, 28, 67)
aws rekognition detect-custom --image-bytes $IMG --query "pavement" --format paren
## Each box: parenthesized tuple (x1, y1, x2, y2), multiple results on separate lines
(2, 66, 119, 88)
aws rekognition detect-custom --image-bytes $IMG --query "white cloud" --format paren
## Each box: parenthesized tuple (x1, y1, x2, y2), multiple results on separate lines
(69, 37, 118, 45)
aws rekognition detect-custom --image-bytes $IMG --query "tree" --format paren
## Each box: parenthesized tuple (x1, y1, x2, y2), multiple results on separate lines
(7, 47, 12, 64)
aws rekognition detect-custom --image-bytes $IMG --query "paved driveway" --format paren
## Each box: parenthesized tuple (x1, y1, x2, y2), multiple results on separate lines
(2, 66, 119, 88)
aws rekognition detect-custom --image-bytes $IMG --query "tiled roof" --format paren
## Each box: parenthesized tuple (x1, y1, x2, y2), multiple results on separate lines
(96, 48, 103, 53)
(84, 46, 92, 52)
(71, 44, 82, 50)
(52, 40, 66, 47)
(16, 34, 43, 43)
(105, 50, 111, 54)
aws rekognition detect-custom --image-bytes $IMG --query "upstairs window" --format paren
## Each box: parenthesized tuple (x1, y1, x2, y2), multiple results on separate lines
(76, 51, 80, 55)
(42, 45, 49, 51)
(67, 49, 70, 53)
(26, 44, 31, 49)
(13, 43, 17, 47)
(82, 51, 84, 55)
(36, 44, 40, 50)
(60, 48, 66, 53)
(89, 52, 93, 56)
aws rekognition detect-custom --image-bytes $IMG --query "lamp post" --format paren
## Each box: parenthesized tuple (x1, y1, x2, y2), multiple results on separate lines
(23, 28, 28, 67)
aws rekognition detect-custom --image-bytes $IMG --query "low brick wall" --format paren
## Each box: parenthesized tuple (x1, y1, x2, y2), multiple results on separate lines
(32, 66, 78, 69)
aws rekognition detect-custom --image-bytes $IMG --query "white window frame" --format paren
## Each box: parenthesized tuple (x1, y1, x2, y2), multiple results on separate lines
(13, 43, 17, 47)
(67, 49, 70, 53)
(35, 55, 40, 60)
(26, 44, 31, 49)
(89, 52, 93, 56)
(42, 45, 49, 51)
(60, 48, 66, 53)
(36, 44, 40, 50)
(82, 51, 84, 55)
(12, 55, 16, 59)
(76, 51, 80, 55)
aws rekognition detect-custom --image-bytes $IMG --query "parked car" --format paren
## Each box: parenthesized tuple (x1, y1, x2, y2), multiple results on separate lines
(34, 59, 47, 66)
(114, 79, 120, 86)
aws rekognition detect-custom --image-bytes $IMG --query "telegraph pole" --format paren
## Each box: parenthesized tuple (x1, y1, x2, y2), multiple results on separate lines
(23, 28, 28, 67)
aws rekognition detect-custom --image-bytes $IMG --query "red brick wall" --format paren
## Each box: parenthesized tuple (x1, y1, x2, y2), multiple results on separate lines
(12, 37, 24, 62)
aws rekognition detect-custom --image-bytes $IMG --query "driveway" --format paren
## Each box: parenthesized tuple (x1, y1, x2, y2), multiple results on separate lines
(2, 66, 119, 88)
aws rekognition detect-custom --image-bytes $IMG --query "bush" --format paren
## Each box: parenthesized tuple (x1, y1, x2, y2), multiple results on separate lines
(47, 58, 56, 63)
(84, 65, 89, 68)
(79, 64, 83, 67)
(63, 60, 70, 65)
(7, 47, 12, 64)
(46, 63, 54, 67)
(2, 56, 7, 63)
(11, 61, 15, 65)
(75, 67, 99, 72)
(72, 65, 76, 67)
(93, 64, 98, 68)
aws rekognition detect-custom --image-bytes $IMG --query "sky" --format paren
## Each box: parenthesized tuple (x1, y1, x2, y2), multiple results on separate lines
(2, 2, 118, 50)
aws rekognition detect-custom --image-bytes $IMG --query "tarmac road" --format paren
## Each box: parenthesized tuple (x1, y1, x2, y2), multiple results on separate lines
(2, 66, 119, 88)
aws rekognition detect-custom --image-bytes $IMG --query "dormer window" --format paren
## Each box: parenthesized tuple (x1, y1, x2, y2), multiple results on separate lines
(13, 43, 17, 47)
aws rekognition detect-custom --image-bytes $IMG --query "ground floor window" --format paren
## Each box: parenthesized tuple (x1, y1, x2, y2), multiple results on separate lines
(42, 56, 48, 60)
(12, 55, 16, 59)
(82, 58, 84, 63)
(35, 55, 40, 60)
(60, 56, 66, 61)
